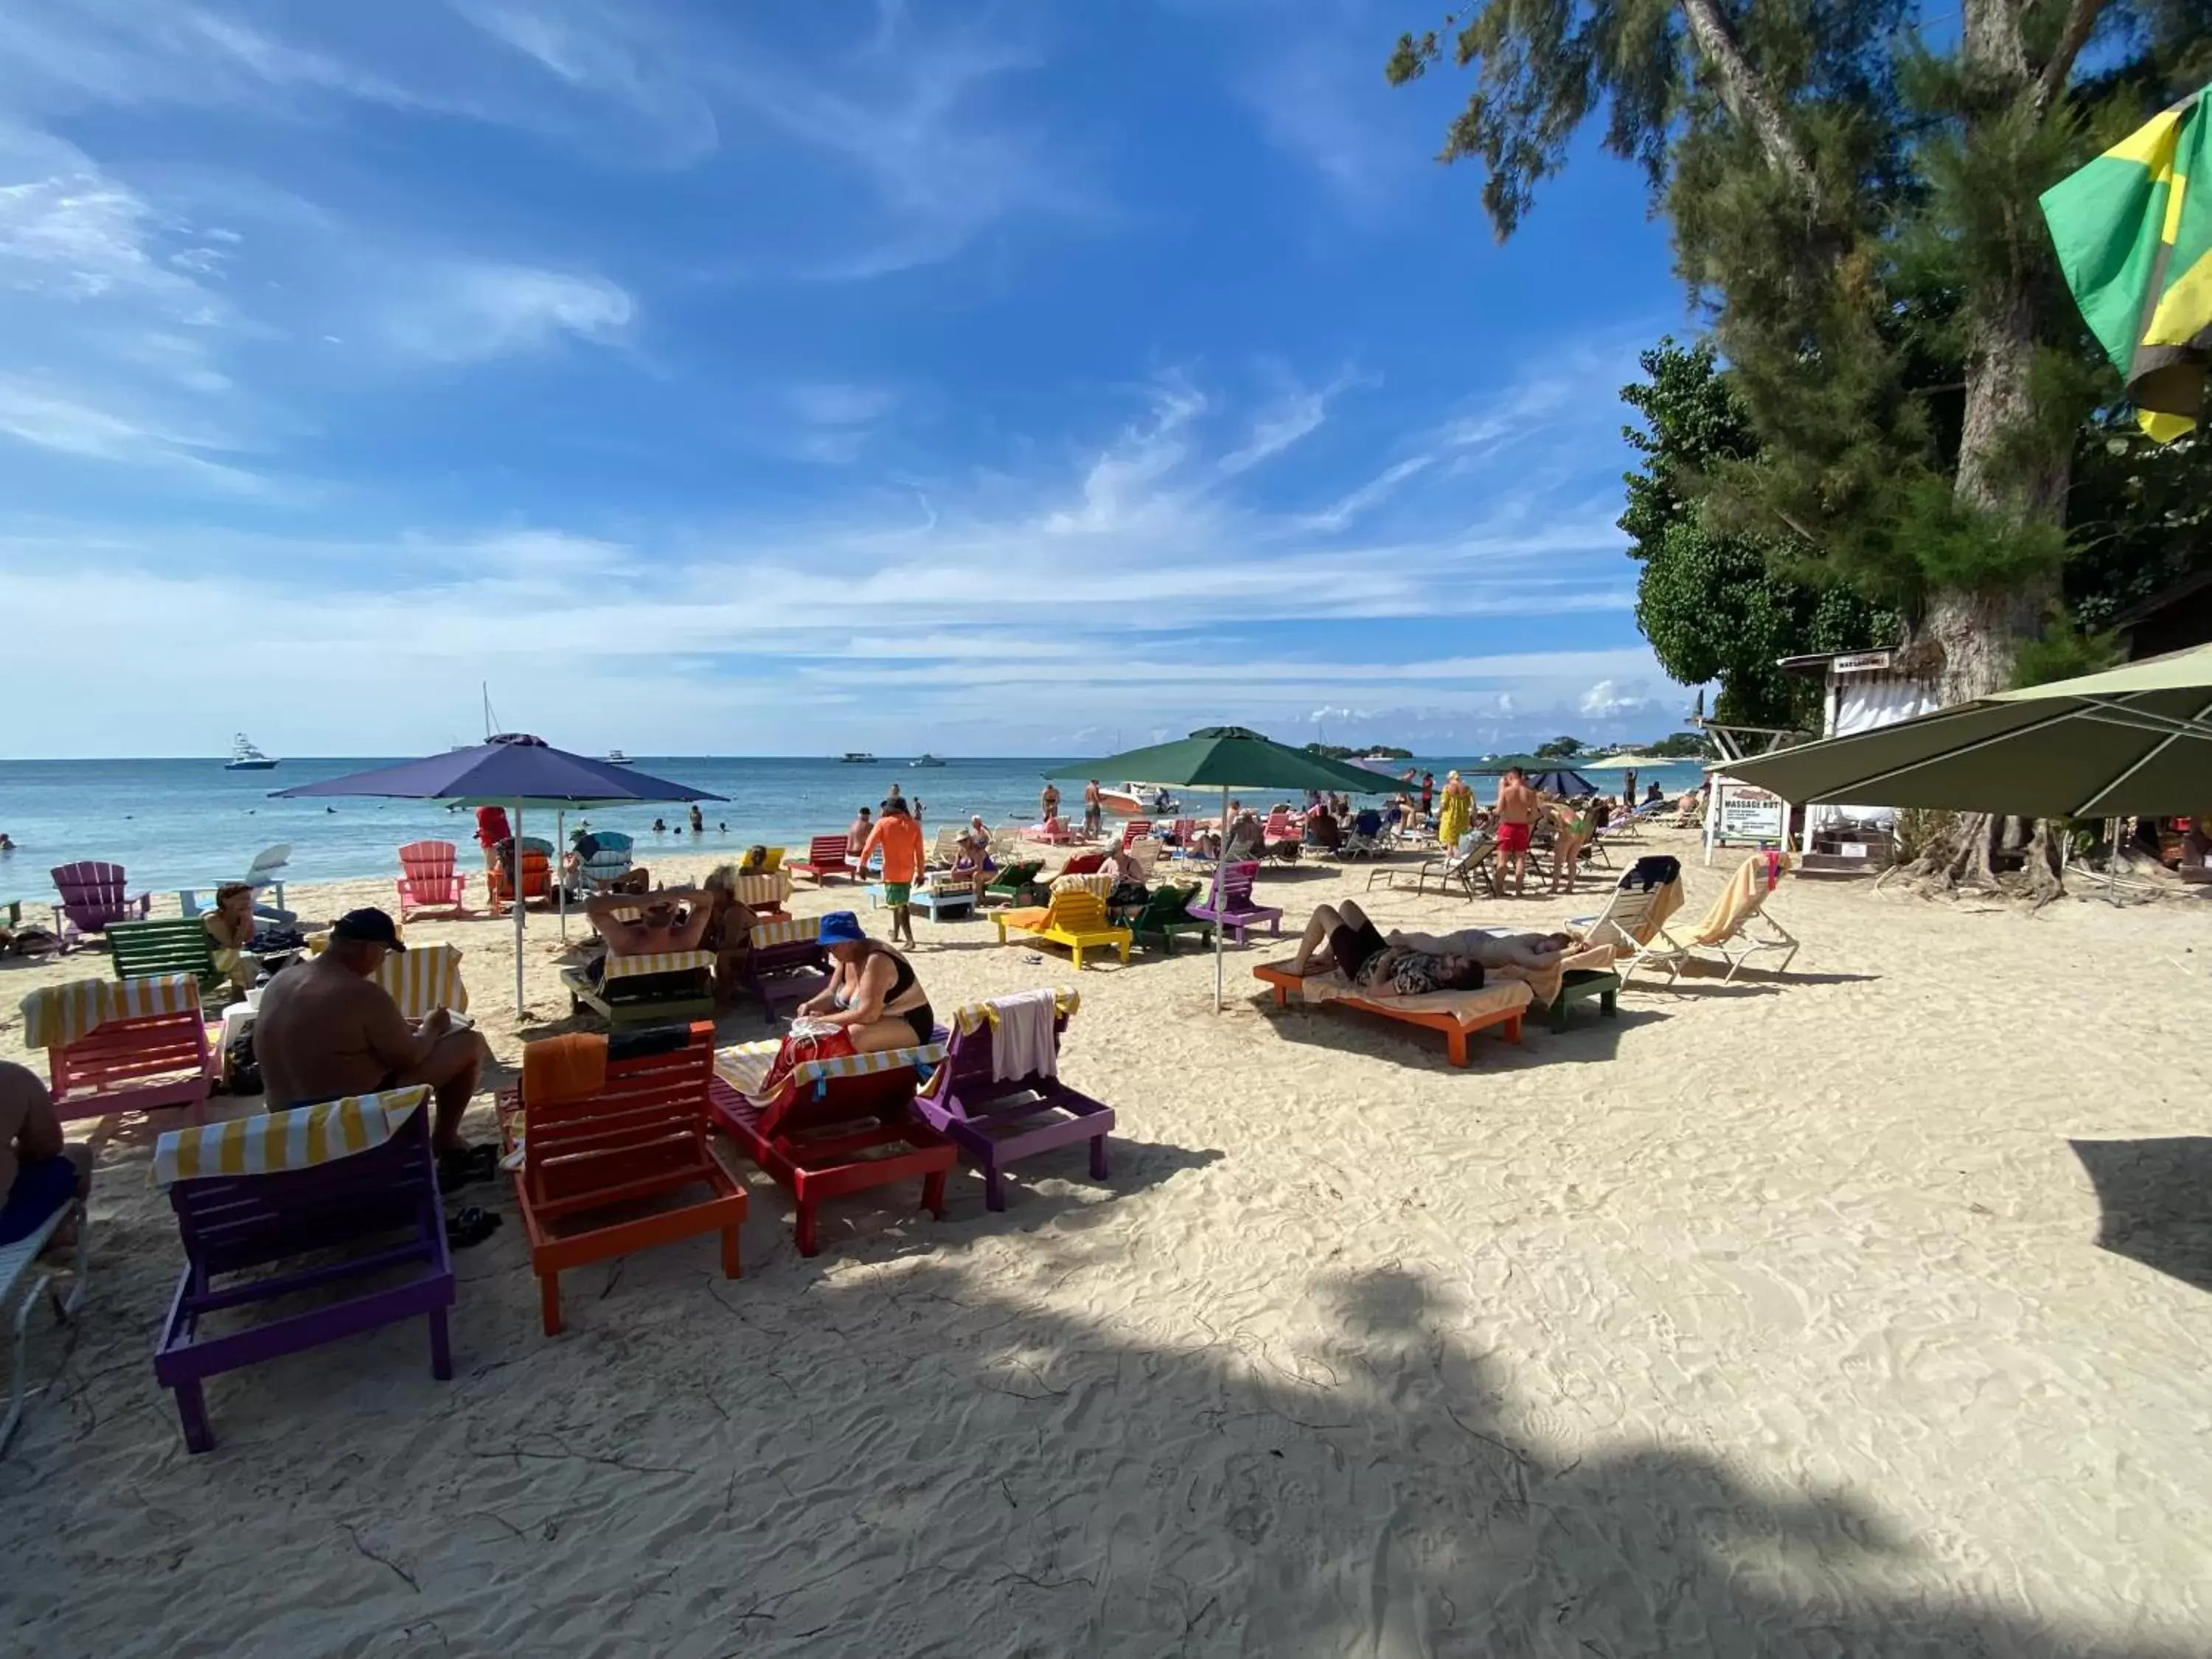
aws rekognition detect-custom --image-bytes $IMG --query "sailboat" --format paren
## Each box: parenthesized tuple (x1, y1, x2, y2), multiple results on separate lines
(224, 734, 278, 771)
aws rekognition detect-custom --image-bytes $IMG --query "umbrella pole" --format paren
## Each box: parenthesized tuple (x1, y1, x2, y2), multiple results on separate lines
(1214, 782, 1229, 1012)
(557, 810, 567, 941)
(514, 801, 526, 1016)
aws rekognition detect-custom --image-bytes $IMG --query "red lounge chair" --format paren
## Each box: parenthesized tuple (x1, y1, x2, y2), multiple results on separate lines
(49, 861, 150, 950)
(396, 840, 469, 920)
(496, 1023, 745, 1336)
(790, 834, 853, 886)
(27, 975, 217, 1126)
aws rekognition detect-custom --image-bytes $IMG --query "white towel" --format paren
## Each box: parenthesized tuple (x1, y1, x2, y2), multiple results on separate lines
(990, 989, 1059, 1082)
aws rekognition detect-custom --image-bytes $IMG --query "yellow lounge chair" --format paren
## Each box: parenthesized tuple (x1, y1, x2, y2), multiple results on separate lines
(992, 890, 1131, 970)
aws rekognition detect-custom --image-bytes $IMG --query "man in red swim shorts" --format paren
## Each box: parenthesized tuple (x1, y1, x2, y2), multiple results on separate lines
(1494, 767, 1542, 896)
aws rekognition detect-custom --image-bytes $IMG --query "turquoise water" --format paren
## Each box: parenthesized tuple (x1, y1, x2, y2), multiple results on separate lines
(0, 757, 1710, 894)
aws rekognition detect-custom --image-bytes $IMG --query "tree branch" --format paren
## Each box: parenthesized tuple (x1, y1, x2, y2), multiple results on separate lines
(2034, 0, 2106, 113)
(1675, 0, 1822, 212)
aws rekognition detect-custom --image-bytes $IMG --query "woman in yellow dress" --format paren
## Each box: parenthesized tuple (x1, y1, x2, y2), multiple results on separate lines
(1434, 771, 1472, 847)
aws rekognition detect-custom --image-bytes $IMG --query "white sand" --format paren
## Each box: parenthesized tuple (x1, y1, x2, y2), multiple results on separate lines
(4, 835, 2211, 1656)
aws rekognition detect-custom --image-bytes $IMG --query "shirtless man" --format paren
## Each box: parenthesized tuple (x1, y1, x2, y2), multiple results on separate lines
(1287, 900, 1570, 992)
(1494, 767, 1544, 896)
(0, 1060, 91, 1253)
(585, 881, 748, 1004)
(251, 909, 492, 1178)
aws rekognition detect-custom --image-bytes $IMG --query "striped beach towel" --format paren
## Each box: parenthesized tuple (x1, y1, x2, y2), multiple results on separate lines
(21, 973, 202, 1051)
(376, 943, 470, 1018)
(601, 950, 714, 984)
(715, 1035, 947, 1105)
(942, 986, 1082, 1037)
(151, 1086, 431, 1187)
(732, 872, 791, 910)
(1051, 872, 1115, 902)
(748, 916, 822, 950)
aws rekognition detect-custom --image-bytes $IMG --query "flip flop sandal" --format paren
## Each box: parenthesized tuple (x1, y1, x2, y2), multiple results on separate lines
(445, 1206, 502, 1249)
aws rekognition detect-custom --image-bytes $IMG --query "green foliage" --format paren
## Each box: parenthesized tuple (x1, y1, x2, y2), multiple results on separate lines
(1619, 340, 1896, 729)
(1642, 731, 1713, 758)
(1304, 743, 1413, 760)
(2009, 610, 2123, 688)
(1534, 736, 1585, 758)
(2063, 425, 2212, 632)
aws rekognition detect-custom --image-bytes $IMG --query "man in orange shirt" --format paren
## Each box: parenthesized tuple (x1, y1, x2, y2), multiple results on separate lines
(858, 796, 927, 947)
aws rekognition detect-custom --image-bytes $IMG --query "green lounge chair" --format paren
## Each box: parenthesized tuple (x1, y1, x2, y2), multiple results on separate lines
(1129, 883, 1214, 953)
(106, 918, 226, 997)
(980, 860, 1045, 908)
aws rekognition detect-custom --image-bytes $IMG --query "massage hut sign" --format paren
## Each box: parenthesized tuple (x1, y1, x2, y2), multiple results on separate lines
(1712, 780, 1787, 846)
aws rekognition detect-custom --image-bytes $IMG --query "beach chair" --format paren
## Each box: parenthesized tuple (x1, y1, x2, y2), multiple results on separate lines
(1023, 818, 1077, 846)
(732, 869, 791, 919)
(979, 860, 1046, 908)
(1633, 852, 1798, 984)
(878, 872, 975, 922)
(48, 862, 150, 950)
(711, 1037, 956, 1257)
(1186, 861, 1283, 945)
(495, 1023, 745, 1336)
(1338, 810, 1386, 860)
(791, 834, 854, 886)
(150, 1088, 454, 1453)
(992, 890, 1132, 970)
(1123, 838, 1163, 883)
(1251, 961, 1532, 1067)
(914, 989, 1110, 1211)
(1, 1175, 88, 1454)
(177, 843, 296, 925)
(563, 950, 717, 1029)
(578, 832, 636, 894)
(487, 839, 553, 913)
(395, 841, 470, 920)
(105, 917, 226, 997)
(372, 942, 469, 1020)
(1567, 858, 1688, 979)
(1121, 818, 1153, 849)
(23, 974, 215, 1126)
(927, 825, 966, 869)
(1128, 883, 1214, 953)
(1384, 832, 1497, 899)
(740, 914, 832, 1018)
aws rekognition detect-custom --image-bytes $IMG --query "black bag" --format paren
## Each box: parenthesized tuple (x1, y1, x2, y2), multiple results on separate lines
(226, 1029, 262, 1096)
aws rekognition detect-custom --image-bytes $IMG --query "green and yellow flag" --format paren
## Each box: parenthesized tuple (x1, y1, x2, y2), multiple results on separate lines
(2041, 87, 2212, 442)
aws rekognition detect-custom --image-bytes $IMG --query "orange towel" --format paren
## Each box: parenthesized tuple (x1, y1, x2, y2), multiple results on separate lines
(522, 1032, 608, 1105)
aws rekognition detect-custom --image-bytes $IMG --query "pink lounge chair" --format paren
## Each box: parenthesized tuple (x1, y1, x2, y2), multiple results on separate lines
(1186, 860, 1283, 945)
(396, 841, 469, 920)
(1121, 818, 1153, 849)
(49, 861, 150, 950)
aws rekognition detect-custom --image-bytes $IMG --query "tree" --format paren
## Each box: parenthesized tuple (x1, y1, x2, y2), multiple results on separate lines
(1534, 736, 1585, 759)
(1644, 731, 1714, 758)
(1388, 0, 2211, 888)
(1621, 340, 1896, 730)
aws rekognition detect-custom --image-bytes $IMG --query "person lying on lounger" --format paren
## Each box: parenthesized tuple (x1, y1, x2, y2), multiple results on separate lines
(1286, 900, 1571, 997)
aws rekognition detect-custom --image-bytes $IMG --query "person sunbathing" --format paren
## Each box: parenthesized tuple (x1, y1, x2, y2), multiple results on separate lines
(584, 884, 720, 957)
(252, 909, 493, 1183)
(793, 911, 933, 1054)
(0, 1060, 91, 1254)
(1287, 900, 1570, 996)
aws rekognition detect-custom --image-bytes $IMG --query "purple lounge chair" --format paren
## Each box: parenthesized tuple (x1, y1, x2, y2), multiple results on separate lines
(1185, 859, 1282, 945)
(916, 993, 1112, 1211)
(49, 860, 150, 950)
(153, 1102, 454, 1453)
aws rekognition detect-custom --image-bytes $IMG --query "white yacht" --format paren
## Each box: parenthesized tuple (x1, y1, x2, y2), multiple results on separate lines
(224, 734, 278, 771)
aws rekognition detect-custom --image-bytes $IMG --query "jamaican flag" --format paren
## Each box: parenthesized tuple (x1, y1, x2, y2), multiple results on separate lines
(2041, 86, 2212, 442)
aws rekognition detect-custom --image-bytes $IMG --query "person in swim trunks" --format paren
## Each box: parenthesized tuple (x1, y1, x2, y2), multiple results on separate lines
(858, 797, 926, 947)
(0, 1060, 91, 1253)
(1286, 900, 1571, 995)
(796, 911, 934, 1051)
(1494, 767, 1543, 897)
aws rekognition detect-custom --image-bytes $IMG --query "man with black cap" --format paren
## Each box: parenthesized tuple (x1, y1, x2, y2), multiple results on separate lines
(253, 908, 495, 1184)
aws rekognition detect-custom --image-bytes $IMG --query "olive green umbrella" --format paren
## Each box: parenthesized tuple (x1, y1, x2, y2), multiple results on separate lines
(1051, 728, 1391, 1008)
(1721, 644, 2212, 818)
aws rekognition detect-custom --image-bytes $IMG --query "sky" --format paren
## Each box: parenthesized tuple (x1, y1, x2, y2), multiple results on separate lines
(0, 0, 1697, 759)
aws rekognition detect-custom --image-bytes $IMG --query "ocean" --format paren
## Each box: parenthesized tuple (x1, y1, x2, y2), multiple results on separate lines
(0, 756, 1712, 895)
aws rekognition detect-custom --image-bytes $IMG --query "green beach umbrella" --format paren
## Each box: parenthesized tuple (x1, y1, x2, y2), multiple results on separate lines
(2042, 86, 2212, 442)
(1718, 643, 2212, 819)
(1051, 728, 1391, 1009)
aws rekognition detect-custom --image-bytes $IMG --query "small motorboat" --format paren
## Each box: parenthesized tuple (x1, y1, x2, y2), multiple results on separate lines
(605, 749, 636, 765)
(224, 734, 278, 771)
(841, 751, 878, 764)
(910, 753, 947, 768)
(1099, 782, 1178, 817)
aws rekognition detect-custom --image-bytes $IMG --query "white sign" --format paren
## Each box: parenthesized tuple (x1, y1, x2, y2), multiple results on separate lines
(1714, 781, 1787, 844)
(1831, 650, 1894, 675)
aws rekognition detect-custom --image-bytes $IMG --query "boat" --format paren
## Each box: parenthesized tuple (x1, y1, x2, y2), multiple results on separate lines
(224, 734, 278, 771)
(605, 749, 636, 766)
(1098, 781, 1179, 817)
(910, 753, 947, 768)
(841, 751, 877, 763)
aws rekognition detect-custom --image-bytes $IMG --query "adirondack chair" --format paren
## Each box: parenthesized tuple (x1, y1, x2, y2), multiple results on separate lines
(731, 870, 791, 919)
(710, 1037, 957, 1257)
(106, 917, 225, 996)
(49, 862, 150, 950)
(395, 841, 470, 920)
(1261, 807, 1299, 845)
(1128, 883, 1214, 953)
(1186, 860, 1282, 945)
(151, 1091, 453, 1453)
(496, 1023, 745, 1336)
(979, 860, 1046, 908)
(914, 990, 1111, 1211)
(577, 831, 636, 893)
(790, 834, 853, 886)
(26, 974, 217, 1126)
(1121, 818, 1153, 849)
(1058, 851, 1107, 878)
(992, 890, 1132, 970)
(486, 839, 553, 912)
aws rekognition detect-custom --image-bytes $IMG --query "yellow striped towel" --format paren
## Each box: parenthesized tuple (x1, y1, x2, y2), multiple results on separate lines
(151, 1086, 431, 1188)
(375, 943, 469, 1018)
(714, 1037, 947, 1105)
(21, 973, 202, 1051)
(733, 872, 791, 909)
(748, 916, 822, 950)
(602, 950, 714, 984)
(942, 986, 1082, 1036)
(1051, 873, 1116, 902)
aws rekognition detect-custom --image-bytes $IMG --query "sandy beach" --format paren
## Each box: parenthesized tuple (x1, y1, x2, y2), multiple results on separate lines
(3, 835, 2210, 1657)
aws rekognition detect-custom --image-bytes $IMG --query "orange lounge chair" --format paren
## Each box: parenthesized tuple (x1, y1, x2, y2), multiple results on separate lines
(495, 1023, 745, 1336)
(487, 838, 554, 913)
(1251, 960, 1530, 1067)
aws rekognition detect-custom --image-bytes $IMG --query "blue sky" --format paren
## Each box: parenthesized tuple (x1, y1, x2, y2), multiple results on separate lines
(0, 0, 1696, 759)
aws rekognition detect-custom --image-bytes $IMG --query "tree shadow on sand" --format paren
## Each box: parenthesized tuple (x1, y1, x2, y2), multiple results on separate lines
(2070, 1136, 2212, 1294)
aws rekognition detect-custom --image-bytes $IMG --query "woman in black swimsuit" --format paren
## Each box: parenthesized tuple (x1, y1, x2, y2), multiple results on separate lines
(796, 911, 935, 1051)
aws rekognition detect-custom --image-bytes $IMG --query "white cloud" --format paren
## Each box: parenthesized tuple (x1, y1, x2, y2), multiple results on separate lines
(1579, 678, 1656, 720)
(380, 264, 633, 363)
